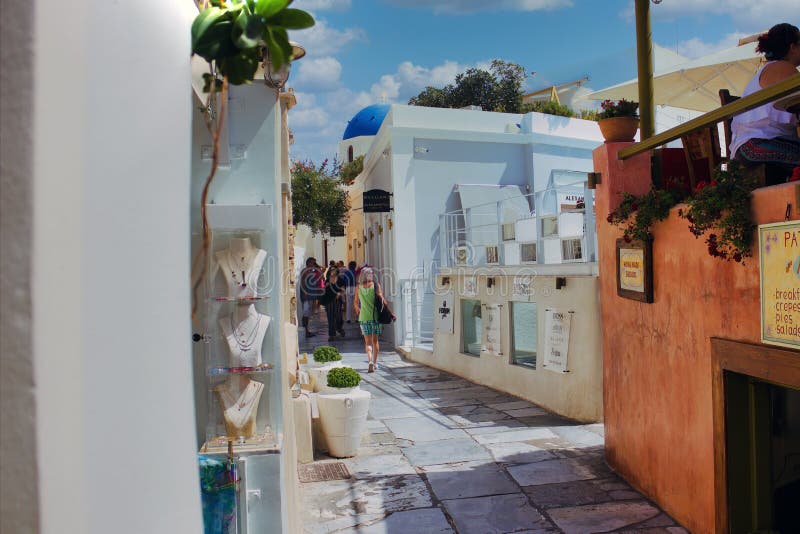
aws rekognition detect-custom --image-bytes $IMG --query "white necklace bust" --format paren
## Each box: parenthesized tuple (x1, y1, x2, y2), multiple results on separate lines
(219, 304, 271, 367)
(213, 237, 267, 298)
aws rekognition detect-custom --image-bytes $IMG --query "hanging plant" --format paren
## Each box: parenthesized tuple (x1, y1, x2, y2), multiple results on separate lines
(679, 163, 759, 262)
(189, 0, 314, 318)
(607, 188, 683, 243)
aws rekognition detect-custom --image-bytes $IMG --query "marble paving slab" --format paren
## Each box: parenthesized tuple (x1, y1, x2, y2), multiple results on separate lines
(442, 493, 551, 534)
(400, 437, 492, 467)
(473, 428, 557, 445)
(547, 501, 662, 534)
(507, 457, 597, 487)
(346, 507, 454, 534)
(384, 417, 468, 443)
(421, 460, 519, 500)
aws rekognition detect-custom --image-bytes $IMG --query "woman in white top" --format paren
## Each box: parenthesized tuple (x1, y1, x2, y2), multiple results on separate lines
(730, 23, 800, 176)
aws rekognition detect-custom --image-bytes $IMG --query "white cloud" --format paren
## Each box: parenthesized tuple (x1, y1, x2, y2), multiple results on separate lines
(384, 0, 572, 14)
(295, 57, 343, 91)
(294, 0, 352, 11)
(621, 0, 799, 32)
(674, 32, 749, 59)
(293, 19, 366, 57)
(367, 59, 475, 102)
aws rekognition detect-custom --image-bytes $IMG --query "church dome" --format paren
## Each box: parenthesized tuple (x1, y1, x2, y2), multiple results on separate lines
(342, 104, 390, 140)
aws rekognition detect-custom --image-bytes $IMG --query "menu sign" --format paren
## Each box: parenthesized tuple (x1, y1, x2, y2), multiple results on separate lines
(542, 308, 571, 373)
(616, 238, 653, 303)
(760, 221, 800, 349)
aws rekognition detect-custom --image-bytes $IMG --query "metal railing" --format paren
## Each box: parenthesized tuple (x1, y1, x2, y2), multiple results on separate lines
(439, 184, 596, 268)
(397, 278, 433, 351)
(619, 74, 800, 160)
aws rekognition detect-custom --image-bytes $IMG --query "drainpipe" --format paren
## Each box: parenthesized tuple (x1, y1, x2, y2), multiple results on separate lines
(634, 0, 655, 140)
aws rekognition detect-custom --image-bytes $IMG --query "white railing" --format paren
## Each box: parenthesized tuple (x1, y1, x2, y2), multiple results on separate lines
(439, 177, 596, 268)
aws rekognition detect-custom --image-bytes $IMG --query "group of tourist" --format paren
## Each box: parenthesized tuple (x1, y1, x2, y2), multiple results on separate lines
(299, 257, 394, 372)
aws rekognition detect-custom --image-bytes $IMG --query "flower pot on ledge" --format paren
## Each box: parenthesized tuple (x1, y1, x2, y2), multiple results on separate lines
(598, 116, 640, 143)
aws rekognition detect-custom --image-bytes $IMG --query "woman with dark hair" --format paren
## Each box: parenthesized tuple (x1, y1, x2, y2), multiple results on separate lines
(730, 23, 800, 173)
(322, 267, 346, 342)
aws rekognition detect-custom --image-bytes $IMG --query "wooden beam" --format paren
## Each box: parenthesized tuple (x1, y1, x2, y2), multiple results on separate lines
(618, 74, 800, 160)
(634, 0, 654, 140)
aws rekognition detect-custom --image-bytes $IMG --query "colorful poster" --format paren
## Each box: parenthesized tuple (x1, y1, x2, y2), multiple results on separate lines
(482, 303, 502, 356)
(434, 290, 454, 334)
(760, 221, 800, 349)
(543, 309, 572, 373)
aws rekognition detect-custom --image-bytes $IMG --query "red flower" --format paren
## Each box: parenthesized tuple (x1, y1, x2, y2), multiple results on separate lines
(709, 180, 718, 187)
(695, 181, 707, 191)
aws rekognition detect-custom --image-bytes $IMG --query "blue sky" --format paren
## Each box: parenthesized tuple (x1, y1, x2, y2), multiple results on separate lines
(288, 0, 798, 162)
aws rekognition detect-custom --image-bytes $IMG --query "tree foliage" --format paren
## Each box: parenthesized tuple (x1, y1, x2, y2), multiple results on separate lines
(408, 60, 528, 113)
(291, 159, 350, 236)
(339, 155, 364, 186)
(521, 100, 575, 117)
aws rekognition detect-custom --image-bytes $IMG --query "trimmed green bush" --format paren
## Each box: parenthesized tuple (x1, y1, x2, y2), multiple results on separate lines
(327, 367, 361, 388)
(313, 346, 342, 363)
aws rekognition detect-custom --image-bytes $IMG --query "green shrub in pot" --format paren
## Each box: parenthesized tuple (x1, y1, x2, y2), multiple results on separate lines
(326, 367, 361, 389)
(313, 346, 342, 363)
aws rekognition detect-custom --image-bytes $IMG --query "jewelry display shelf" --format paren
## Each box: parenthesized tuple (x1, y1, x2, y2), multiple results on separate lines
(207, 365, 274, 377)
(201, 432, 282, 457)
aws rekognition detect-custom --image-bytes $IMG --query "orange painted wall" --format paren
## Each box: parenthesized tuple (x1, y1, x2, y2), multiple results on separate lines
(593, 143, 798, 534)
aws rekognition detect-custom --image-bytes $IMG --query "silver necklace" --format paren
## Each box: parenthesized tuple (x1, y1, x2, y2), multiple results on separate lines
(230, 314, 261, 352)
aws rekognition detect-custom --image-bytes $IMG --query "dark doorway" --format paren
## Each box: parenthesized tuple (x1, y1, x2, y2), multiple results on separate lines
(725, 373, 800, 534)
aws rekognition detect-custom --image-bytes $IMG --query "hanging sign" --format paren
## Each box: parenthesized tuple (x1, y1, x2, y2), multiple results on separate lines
(363, 189, 392, 213)
(434, 290, 455, 334)
(482, 303, 503, 356)
(542, 308, 572, 373)
(329, 225, 345, 237)
(616, 238, 654, 303)
(760, 221, 800, 349)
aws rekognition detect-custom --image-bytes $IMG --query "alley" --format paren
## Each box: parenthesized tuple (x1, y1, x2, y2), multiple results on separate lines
(298, 314, 686, 534)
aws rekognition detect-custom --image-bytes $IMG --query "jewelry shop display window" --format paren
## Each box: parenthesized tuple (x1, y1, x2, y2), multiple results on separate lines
(510, 301, 537, 368)
(201, 204, 279, 454)
(461, 299, 482, 357)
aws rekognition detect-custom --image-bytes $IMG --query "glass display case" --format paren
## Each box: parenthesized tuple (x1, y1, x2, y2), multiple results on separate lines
(200, 205, 281, 454)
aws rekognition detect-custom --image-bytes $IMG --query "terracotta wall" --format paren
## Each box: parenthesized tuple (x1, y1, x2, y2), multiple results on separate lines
(593, 143, 798, 534)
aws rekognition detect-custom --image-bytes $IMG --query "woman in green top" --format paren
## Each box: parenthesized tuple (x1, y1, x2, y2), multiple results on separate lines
(353, 268, 394, 373)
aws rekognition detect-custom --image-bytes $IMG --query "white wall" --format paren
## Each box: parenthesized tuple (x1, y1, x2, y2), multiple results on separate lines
(337, 135, 374, 163)
(33, 1, 203, 533)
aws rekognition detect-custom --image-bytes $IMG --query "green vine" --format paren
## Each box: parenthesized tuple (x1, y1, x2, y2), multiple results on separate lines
(679, 163, 759, 262)
(606, 163, 759, 262)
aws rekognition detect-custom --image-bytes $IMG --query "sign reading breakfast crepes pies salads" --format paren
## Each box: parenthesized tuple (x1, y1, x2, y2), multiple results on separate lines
(760, 221, 800, 349)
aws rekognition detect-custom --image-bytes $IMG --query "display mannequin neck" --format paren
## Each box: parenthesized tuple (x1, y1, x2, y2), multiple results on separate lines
(230, 237, 254, 259)
(233, 303, 258, 323)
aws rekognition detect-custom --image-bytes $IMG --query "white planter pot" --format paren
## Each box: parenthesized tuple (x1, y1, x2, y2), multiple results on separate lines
(316, 388, 371, 458)
(306, 361, 344, 392)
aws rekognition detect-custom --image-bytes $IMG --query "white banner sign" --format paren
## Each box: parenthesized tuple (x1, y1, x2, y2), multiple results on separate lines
(543, 309, 571, 373)
(482, 304, 503, 356)
(434, 290, 455, 334)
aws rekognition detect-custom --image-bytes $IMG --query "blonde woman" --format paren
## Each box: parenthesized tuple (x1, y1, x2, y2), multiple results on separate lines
(353, 268, 395, 372)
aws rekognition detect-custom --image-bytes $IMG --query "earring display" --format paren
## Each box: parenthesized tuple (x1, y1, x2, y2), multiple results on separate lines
(202, 226, 278, 452)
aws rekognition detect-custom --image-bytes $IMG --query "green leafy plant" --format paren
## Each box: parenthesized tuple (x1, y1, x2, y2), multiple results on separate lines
(598, 99, 639, 119)
(607, 188, 683, 243)
(521, 100, 576, 118)
(189, 0, 314, 319)
(339, 155, 364, 186)
(326, 367, 361, 388)
(291, 159, 350, 235)
(313, 346, 342, 363)
(578, 108, 600, 121)
(679, 163, 759, 262)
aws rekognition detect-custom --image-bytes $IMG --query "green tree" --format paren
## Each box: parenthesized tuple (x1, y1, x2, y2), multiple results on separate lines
(407, 60, 528, 113)
(339, 155, 364, 186)
(520, 100, 576, 117)
(291, 159, 350, 235)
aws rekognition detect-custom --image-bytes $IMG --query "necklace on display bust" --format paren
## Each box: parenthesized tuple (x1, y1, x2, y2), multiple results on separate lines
(230, 313, 262, 352)
(229, 249, 253, 288)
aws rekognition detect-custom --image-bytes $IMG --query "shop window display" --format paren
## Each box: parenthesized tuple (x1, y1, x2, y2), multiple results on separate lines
(461, 299, 482, 356)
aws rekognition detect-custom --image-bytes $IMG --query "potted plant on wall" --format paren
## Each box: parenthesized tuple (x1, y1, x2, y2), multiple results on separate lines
(316, 367, 371, 458)
(306, 345, 344, 391)
(597, 99, 639, 142)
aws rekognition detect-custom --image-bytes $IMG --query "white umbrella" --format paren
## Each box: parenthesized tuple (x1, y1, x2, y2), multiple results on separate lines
(588, 42, 764, 112)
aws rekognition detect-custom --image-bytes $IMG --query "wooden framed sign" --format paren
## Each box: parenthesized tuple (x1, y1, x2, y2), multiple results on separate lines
(616, 238, 654, 303)
(759, 220, 800, 349)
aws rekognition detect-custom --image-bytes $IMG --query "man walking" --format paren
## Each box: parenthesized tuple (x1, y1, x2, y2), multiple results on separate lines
(299, 257, 322, 337)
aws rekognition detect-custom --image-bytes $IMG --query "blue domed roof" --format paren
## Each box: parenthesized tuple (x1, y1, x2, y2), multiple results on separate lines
(342, 104, 390, 140)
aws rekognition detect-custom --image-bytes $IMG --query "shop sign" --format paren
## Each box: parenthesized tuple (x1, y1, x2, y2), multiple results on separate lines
(482, 303, 503, 356)
(462, 277, 478, 297)
(329, 225, 345, 237)
(512, 275, 534, 300)
(760, 221, 800, 349)
(363, 189, 392, 213)
(543, 308, 572, 373)
(616, 238, 653, 303)
(434, 290, 454, 334)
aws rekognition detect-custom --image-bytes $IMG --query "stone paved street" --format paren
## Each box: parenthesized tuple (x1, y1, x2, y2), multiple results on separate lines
(298, 312, 687, 534)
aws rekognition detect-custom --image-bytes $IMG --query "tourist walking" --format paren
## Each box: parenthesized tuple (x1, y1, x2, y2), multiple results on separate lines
(323, 267, 346, 342)
(299, 257, 322, 337)
(353, 268, 395, 373)
(342, 261, 357, 323)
